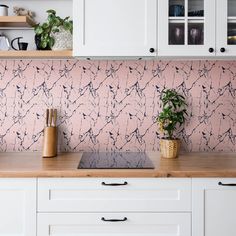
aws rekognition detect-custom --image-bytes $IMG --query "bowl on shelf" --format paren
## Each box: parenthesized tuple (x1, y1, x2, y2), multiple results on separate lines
(228, 36, 236, 45)
(228, 28, 236, 44)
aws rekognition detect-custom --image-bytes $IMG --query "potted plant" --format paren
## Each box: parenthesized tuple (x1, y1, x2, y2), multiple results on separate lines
(34, 9, 73, 50)
(157, 89, 188, 159)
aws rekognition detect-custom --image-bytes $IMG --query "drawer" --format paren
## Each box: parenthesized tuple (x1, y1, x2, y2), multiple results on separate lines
(38, 178, 191, 212)
(38, 212, 191, 236)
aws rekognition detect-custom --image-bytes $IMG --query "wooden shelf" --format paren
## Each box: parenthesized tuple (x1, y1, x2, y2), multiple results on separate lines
(0, 16, 36, 28)
(0, 50, 73, 58)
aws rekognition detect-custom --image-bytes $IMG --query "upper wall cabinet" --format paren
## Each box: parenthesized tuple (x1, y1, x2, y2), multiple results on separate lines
(73, 0, 157, 57)
(158, 0, 216, 56)
(216, 0, 236, 56)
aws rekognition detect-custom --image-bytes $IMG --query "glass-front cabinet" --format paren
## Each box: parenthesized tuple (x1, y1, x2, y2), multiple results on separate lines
(158, 0, 215, 56)
(217, 0, 236, 56)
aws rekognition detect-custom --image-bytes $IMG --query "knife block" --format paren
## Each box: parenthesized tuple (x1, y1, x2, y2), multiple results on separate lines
(42, 127, 57, 158)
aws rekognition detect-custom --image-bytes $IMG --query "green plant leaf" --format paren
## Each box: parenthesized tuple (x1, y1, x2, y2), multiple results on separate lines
(47, 9, 56, 15)
(34, 25, 43, 35)
(48, 36, 55, 48)
(42, 22, 49, 29)
(40, 40, 48, 49)
(63, 21, 72, 31)
(52, 27, 60, 33)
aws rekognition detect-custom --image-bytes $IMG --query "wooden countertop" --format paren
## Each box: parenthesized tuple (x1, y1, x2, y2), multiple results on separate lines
(0, 152, 236, 178)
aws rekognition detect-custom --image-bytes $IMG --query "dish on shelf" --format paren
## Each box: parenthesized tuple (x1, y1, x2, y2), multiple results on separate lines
(188, 10, 204, 17)
(169, 5, 185, 17)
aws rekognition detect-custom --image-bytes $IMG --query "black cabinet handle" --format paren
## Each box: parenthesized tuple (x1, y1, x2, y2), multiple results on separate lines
(149, 48, 155, 53)
(101, 217, 127, 222)
(220, 47, 226, 53)
(102, 181, 128, 186)
(209, 48, 214, 53)
(218, 182, 236, 186)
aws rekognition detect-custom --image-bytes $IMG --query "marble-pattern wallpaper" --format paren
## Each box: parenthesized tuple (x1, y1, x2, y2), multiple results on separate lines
(0, 60, 235, 152)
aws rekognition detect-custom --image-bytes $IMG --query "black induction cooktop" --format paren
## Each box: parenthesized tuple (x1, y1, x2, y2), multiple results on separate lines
(78, 152, 154, 169)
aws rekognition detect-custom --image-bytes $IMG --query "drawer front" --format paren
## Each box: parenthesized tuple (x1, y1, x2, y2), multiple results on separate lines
(38, 178, 191, 212)
(38, 213, 191, 236)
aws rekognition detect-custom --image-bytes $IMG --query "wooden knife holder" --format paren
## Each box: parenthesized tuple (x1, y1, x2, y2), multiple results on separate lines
(42, 127, 57, 158)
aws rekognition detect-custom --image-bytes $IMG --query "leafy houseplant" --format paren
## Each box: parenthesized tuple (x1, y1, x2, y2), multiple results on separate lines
(157, 89, 188, 158)
(34, 10, 73, 50)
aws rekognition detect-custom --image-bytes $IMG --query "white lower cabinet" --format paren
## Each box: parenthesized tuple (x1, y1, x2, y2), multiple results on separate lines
(193, 178, 236, 236)
(0, 178, 36, 236)
(37, 213, 191, 236)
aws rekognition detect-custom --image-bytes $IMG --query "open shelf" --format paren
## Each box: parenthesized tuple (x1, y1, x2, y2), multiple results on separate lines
(0, 16, 36, 28)
(169, 17, 204, 24)
(228, 17, 236, 23)
(0, 50, 73, 58)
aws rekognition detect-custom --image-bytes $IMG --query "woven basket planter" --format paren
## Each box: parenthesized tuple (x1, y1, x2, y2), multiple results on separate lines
(160, 139, 180, 159)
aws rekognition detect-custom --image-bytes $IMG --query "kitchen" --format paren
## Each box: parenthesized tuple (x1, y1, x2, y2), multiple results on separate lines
(0, 0, 235, 236)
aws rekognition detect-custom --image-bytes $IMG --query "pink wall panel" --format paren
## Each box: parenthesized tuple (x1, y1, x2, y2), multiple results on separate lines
(0, 60, 235, 152)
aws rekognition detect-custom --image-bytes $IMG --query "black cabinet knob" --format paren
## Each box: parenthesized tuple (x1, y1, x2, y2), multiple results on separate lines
(220, 47, 226, 53)
(209, 48, 214, 53)
(149, 48, 155, 53)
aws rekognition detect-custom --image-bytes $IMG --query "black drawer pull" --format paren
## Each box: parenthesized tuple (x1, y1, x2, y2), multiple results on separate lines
(101, 181, 128, 186)
(101, 217, 127, 222)
(218, 182, 236, 186)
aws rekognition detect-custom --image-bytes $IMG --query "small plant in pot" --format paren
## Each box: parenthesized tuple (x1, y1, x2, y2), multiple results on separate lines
(34, 9, 73, 50)
(157, 89, 188, 159)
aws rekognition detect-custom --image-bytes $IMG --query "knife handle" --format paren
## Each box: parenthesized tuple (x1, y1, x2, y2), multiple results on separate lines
(53, 109, 57, 127)
(46, 109, 49, 127)
(49, 109, 53, 127)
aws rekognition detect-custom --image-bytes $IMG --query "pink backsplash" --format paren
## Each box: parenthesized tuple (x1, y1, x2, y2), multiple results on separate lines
(0, 60, 235, 152)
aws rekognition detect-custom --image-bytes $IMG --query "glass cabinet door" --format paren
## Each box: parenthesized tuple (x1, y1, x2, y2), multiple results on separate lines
(158, 0, 215, 56)
(217, 0, 236, 56)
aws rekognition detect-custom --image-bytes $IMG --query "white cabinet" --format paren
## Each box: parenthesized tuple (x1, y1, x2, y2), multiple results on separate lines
(73, 0, 157, 57)
(158, 0, 236, 57)
(193, 178, 236, 236)
(38, 213, 191, 236)
(0, 178, 36, 236)
(216, 0, 236, 56)
(158, 0, 216, 56)
(38, 178, 191, 212)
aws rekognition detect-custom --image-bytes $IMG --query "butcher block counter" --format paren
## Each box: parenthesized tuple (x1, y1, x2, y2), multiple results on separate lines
(0, 152, 236, 177)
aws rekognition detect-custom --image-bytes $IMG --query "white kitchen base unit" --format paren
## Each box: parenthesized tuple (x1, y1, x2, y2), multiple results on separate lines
(37, 213, 191, 236)
(37, 178, 191, 212)
(193, 178, 236, 236)
(2, 177, 236, 236)
(0, 178, 36, 236)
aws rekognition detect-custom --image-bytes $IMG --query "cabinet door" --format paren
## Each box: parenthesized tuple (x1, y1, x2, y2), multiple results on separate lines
(193, 178, 236, 236)
(158, 0, 215, 56)
(73, 0, 157, 57)
(38, 213, 191, 236)
(216, 0, 236, 56)
(0, 179, 36, 236)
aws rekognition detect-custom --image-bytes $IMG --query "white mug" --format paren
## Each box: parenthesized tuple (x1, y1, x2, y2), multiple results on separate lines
(0, 5, 9, 16)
